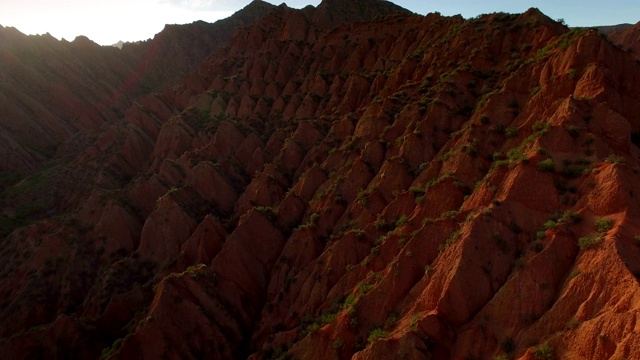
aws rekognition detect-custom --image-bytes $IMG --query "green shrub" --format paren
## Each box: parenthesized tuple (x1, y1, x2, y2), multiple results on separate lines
(367, 328, 390, 343)
(441, 210, 458, 218)
(537, 159, 555, 172)
(384, 313, 398, 328)
(357, 188, 372, 206)
(100, 338, 124, 360)
(561, 162, 589, 178)
(254, 206, 277, 221)
(507, 148, 526, 162)
(332, 339, 344, 349)
(566, 318, 580, 329)
(396, 215, 409, 227)
(357, 282, 375, 296)
(604, 155, 625, 164)
(532, 120, 548, 132)
(578, 234, 601, 249)
(595, 218, 614, 232)
(559, 210, 581, 224)
(306, 322, 321, 334)
(374, 216, 391, 231)
(543, 220, 557, 230)
(424, 265, 432, 275)
(532, 343, 554, 360)
(320, 312, 337, 324)
(505, 127, 518, 138)
(409, 186, 427, 196)
(494, 159, 510, 168)
(439, 230, 461, 252)
(463, 139, 478, 156)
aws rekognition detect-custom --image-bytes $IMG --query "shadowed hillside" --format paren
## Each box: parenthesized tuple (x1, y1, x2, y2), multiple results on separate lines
(602, 21, 640, 58)
(0, 1, 277, 175)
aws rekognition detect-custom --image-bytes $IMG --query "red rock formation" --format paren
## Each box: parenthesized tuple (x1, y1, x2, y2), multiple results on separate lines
(602, 21, 640, 58)
(2, 2, 640, 360)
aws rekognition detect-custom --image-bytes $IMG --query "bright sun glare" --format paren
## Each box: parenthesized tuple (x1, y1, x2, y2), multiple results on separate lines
(0, 0, 233, 45)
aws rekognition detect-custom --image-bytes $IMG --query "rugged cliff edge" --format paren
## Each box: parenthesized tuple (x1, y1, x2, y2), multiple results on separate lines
(1, 2, 640, 359)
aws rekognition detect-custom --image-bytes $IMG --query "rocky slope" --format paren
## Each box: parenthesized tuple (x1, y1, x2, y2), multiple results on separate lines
(0, 27, 137, 174)
(2, 2, 640, 360)
(604, 21, 640, 58)
(117, 0, 279, 95)
(0, 0, 276, 176)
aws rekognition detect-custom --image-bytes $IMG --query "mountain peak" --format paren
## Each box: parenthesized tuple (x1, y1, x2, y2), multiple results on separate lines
(311, 0, 410, 29)
(234, 0, 277, 16)
(71, 35, 99, 47)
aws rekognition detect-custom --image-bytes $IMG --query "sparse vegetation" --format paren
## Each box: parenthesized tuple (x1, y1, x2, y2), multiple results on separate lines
(255, 206, 277, 221)
(100, 338, 124, 360)
(367, 328, 390, 343)
(396, 215, 409, 227)
(595, 218, 614, 232)
(332, 338, 344, 349)
(559, 210, 581, 224)
(424, 264, 432, 275)
(410, 186, 427, 203)
(532, 343, 554, 360)
(295, 212, 320, 231)
(543, 220, 557, 230)
(578, 234, 599, 249)
(505, 127, 518, 138)
(566, 318, 580, 329)
(579, 218, 615, 250)
(532, 120, 548, 132)
(357, 187, 373, 206)
(604, 155, 625, 164)
(537, 159, 555, 172)
(507, 148, 526, 162)
(439, 230, 461, 252)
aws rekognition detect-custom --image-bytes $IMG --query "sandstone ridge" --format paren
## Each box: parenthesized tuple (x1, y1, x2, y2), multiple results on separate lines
(1, 3, 640, 360)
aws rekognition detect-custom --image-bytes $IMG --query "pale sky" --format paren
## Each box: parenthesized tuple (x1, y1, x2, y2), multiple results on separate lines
(0, 0, 639, 46)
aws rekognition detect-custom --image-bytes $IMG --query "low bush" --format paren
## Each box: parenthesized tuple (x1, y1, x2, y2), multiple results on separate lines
(537, 159, 554, 172)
